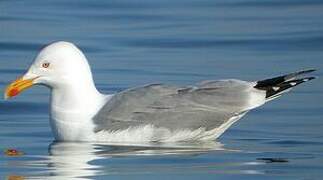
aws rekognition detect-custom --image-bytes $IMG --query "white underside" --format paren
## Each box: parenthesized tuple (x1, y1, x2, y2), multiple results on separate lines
(94, 113, 246, 142)
(52, 113, 246, 142)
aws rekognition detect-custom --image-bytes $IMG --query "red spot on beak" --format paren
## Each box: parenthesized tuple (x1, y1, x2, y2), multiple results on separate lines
(9, 88, 19, 97)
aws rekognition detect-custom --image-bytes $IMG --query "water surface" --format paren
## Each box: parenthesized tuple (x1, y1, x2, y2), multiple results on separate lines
(0, 0, 323, 179)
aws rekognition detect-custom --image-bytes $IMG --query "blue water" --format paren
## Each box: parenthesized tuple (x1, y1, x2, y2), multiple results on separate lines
(1, 0, 323, 179)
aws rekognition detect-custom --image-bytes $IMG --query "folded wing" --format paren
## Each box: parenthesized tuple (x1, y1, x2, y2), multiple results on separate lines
(93, 79, 266, 132)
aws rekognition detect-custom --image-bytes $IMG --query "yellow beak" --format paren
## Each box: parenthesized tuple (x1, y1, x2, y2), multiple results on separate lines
(4, 77, 37, 100)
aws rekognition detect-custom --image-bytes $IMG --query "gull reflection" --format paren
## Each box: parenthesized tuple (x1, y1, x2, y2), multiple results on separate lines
(46, 141, 227, 179)
(47, 142, 104, 179)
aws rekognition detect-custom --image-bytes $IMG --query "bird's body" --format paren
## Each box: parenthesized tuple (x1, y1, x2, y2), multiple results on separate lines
(50, 79, 262, 142)
(92, 80, 264, 142)
(4, 41, 316, 142)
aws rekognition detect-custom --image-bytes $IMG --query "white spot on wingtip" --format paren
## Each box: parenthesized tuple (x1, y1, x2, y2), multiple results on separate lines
(273, 87, 280, 91)
(290, 82, 297, 86)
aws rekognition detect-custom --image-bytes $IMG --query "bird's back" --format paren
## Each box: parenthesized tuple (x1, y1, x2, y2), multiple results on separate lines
(93, 80, 266, 140)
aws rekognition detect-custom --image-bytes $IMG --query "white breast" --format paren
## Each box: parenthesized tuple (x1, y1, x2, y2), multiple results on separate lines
(49, 89, 111, 141)
(50, 106, 97, 141)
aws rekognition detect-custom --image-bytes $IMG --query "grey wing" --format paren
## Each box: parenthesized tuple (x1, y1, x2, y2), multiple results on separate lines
(93, 80, 266, 132)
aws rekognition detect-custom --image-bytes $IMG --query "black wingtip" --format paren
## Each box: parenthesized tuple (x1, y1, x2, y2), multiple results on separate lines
(299, 69, 317, 74)
(262, 76, 316, 98)
(255, 68, 317, 89)
(288, 76, 316, 86)
(285, 68, 317, 80)
(255, 69, 317, 99)
(303, 68, 316, 72)
(303, 76, 316, 81)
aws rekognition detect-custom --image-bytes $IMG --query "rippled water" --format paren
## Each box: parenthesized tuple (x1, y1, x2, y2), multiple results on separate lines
(1, 0, 323, 179)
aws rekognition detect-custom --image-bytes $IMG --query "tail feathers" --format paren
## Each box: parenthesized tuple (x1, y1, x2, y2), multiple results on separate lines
(254, 69, 316, 100)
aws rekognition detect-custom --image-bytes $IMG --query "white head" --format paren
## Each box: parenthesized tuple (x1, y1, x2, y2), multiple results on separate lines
(5, 41, 97, 99)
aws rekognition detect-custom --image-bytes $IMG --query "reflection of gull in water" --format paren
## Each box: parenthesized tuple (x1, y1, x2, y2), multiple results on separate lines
(13, 142, 300, 179)
(44, 142, 226, 179)
(48, 141, 226, 158)
(47, 142, 104, 179)
(5, 41, 316, 142)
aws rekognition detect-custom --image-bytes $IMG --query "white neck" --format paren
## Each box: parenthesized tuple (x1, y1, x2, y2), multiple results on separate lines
(49, 79, 109, 141)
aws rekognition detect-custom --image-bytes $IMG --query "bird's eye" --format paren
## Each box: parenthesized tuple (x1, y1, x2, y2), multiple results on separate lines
(42, 62, 50, 68)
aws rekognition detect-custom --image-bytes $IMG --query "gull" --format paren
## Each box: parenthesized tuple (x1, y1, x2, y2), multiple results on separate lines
(4, 41, 316, 142)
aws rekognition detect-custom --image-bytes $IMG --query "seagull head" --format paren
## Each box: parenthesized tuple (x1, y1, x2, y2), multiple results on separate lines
(4, 41, 94, 99)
